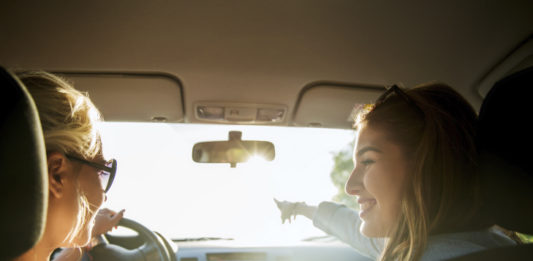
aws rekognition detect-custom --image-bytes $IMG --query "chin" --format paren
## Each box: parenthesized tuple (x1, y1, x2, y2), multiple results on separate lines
(360, 221, 386, 238)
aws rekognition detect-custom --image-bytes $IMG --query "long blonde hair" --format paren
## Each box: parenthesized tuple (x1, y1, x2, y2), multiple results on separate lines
(357, 83, 485, 261)
(17, 71, 102, 246)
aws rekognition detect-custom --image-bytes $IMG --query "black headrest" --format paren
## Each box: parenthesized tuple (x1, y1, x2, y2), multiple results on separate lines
(0, 67, 48, 260)
(477, 66, 533, 234)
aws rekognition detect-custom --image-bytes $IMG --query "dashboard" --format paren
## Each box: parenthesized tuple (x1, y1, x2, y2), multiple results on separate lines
(175, 241, 372, 261)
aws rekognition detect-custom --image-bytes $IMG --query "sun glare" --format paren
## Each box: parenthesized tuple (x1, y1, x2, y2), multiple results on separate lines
(247, 154, 268, 164)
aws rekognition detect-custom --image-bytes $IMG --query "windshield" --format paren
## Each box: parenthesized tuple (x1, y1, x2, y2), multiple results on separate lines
(100, 122, 355, 244)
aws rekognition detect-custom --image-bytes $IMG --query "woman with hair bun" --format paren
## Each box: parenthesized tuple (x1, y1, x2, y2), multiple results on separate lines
(13, 71, 119, 261)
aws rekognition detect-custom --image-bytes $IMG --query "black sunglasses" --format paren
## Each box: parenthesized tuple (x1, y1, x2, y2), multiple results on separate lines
(66, 155, 117, 193)
(375, 84, 423, 115)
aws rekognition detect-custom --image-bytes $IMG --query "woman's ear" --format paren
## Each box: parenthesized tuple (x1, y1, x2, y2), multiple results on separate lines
(47, 152, 68, 199)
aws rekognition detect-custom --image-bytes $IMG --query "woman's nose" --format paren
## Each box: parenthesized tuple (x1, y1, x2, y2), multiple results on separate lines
(345, 167, 363, 195)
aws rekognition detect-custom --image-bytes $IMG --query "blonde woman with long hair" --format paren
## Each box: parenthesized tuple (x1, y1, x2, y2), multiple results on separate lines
(276, 83, 517, 260)
(12, 71, 118, 261)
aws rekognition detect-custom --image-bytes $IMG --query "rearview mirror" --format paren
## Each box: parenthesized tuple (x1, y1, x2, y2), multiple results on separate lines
(192, 131, 275, 168)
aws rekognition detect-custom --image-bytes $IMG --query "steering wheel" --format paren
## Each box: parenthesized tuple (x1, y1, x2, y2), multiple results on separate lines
(88, 218, 173, 261)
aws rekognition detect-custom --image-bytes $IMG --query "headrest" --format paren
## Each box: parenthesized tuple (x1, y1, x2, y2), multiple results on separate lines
(0, 67, 48, 260)
(477, 66, 533, 234)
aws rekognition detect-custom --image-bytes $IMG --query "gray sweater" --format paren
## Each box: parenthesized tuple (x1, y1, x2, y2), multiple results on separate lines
(312, 201, 516, 260)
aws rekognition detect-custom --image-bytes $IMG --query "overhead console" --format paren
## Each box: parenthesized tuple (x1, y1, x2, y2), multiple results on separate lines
(194, 102, 287, 125)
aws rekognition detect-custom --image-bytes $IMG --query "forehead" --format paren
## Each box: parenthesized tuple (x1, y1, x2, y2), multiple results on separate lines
(354, 125, 407, 161)
(355, 126, 389, 149)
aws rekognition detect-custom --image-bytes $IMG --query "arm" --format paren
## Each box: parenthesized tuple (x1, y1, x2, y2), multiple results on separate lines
(91, 208, 125, 236)
(274, 198, 316, 223)
(275, 199, 383, 259)
(294, 202, 316, 220)
(52, 208, 125, 261)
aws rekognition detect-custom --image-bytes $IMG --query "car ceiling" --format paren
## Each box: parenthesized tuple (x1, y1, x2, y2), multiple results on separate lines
(1, 1, 532, 126)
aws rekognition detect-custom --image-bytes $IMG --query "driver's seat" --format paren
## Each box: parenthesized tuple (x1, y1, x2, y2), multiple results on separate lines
(0, 67, 48, 260)
(450, 66, 533, 260)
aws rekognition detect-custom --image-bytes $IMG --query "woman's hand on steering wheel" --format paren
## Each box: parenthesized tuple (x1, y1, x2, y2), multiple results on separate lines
(92, 208, 125, 237)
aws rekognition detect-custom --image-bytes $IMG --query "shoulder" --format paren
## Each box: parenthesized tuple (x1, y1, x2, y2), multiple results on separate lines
(421, 227, 516, 260)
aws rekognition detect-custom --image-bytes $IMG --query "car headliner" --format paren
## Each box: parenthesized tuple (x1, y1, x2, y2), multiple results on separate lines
(1, 0, 532, 126)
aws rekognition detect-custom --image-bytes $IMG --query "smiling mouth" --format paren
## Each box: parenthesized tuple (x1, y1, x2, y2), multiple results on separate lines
(358, 199, 377, 218)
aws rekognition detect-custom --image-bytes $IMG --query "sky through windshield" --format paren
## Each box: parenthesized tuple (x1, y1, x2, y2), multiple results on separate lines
(99, 122, 355, 244)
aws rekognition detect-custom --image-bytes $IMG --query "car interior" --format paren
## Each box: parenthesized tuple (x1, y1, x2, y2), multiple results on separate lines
(1, 1, 533, 260)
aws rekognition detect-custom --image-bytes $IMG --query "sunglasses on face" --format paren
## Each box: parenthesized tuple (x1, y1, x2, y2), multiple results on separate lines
(66, 154, 117, 193)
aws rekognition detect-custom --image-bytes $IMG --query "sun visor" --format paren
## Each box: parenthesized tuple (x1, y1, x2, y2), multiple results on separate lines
(292, 82, 384, 129)
(54, 72, 184, 123)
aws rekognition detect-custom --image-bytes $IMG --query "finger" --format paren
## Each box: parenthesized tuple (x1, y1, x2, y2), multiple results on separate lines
(274, 198, 283, 209)
(113, 209, 125, 219)
(98, 208, 116, 218)
(98, 208, 112, 215)
(96, 209, 108, 217)
(109, 209, 125, 225)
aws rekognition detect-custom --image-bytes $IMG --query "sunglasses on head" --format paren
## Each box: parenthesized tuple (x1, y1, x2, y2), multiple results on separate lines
(374, 84, 423, 116)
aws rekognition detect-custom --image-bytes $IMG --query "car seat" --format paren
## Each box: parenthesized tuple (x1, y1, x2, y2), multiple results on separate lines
(0, 66, 48, 260)
(450, 66, 533, 260)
